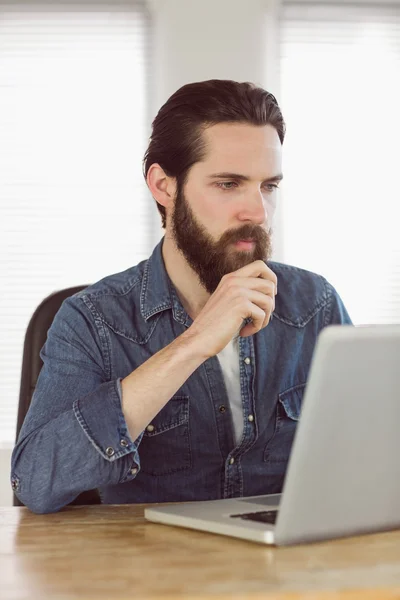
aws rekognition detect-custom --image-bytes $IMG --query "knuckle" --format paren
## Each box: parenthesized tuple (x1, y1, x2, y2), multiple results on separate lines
(226, 280, 239, 294)
(260, 282, 275, 298)
(223, 273, 236, 286)
(255, 304, 266, 318)
(221, 272, 233, 283)
(265, 280, 275, 292)
(268, 270, 277, 284)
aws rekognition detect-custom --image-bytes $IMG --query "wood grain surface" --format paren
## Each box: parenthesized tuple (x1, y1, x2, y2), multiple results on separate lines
(1, 505, 400, 600)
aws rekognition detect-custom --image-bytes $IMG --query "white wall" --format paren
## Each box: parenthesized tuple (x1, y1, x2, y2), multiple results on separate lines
(1, 0, 281, 506)
(0, 446, 12, 506)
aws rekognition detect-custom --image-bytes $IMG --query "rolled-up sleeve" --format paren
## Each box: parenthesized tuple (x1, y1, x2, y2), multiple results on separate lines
(73, 378, 140, 461)
(11, 295, 143, 514)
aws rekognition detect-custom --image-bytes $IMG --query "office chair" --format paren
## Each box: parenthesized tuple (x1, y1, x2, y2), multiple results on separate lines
(14, 285, 101, 507)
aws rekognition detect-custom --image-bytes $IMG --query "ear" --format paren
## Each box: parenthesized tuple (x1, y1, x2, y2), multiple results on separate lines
(147, 163, 177, 211)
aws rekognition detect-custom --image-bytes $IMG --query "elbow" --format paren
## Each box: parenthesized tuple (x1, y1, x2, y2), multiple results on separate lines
(13, 486, 65, 514)
(23, 500, 61, 515)
(11, 466, 93, 514)
(11, 443, 70, 514)
(11, 471, 69, 514)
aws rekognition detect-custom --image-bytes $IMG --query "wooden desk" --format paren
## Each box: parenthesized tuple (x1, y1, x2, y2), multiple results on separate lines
(1, 505, 400, 600)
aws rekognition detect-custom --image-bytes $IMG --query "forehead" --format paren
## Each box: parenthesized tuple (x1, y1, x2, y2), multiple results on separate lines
(198, 122, 282, 175)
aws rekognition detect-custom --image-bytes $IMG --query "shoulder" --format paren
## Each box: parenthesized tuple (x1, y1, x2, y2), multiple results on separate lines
(71, 258, 147, 300)
(59, 258, 150, 342)
(267, 260, 333, 327)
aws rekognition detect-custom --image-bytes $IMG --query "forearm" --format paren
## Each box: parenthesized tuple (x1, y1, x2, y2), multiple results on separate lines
(121, 329, 207, 440)
(11, 330, 207, 513)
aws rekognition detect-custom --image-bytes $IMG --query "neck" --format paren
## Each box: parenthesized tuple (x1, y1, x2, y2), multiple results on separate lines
(161, 231, 210, 320)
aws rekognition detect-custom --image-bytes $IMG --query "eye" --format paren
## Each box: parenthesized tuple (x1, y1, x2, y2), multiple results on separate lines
(263, 183, 280, 192)
(216, 181, 238, 190)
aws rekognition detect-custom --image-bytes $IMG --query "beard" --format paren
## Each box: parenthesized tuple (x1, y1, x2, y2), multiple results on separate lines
(171, 183, 273, 294)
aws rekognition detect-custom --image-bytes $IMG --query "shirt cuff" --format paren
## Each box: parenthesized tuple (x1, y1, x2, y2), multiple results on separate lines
(73, 378, 143, 462)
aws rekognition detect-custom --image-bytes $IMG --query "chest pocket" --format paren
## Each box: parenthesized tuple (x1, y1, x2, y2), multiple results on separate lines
(263, 383, 306, 468)
(138, 395, 191, 476)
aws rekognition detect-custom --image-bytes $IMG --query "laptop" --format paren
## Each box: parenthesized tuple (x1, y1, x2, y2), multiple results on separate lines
(145, 324, 400, 545)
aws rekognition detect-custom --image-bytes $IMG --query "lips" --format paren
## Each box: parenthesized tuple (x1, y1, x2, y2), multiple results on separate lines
(234, 239, 255, 250)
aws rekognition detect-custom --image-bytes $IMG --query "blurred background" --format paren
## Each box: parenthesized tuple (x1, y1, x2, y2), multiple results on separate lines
(1, 0, 399, 504)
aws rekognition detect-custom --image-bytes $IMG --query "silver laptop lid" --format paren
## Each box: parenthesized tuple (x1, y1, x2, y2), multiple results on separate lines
(275, 325, 400, 545)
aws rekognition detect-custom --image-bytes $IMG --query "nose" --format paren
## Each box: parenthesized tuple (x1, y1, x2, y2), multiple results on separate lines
(237, 190, 268, 226)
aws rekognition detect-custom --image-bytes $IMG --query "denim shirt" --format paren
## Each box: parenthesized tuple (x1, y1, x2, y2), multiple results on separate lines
(11, 238, 352, 513)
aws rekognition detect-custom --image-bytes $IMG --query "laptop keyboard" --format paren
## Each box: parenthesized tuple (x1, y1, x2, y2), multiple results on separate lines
(230, 510, 278, 525)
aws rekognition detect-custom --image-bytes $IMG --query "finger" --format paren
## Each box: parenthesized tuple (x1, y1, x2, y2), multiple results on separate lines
(232, 276, 277, 297)
(234, 260, 277, 288)
(247, 290, 275, 325)
(239, 291, 274, 336)
(240, 304, 266, 337)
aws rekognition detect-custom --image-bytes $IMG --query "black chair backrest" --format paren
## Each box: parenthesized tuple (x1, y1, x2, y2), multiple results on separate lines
(14, 286, 101, 507)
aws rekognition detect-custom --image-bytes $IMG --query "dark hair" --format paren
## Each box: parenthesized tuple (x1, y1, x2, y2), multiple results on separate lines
(143, 79, 286, 228)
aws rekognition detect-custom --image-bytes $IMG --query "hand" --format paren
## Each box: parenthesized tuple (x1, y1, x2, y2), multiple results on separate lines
(185, 260, 277, 358)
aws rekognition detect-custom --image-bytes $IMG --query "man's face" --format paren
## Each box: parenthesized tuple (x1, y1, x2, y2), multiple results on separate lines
(170, 123, 282, 294)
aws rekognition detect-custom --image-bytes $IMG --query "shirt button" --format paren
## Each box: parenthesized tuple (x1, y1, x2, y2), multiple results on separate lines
(130, 467, 138, 475)
(219, 405, 226, 413)
(229, 457, 235, 465)
(248, 414, 254, 422)
(146, 424, 155, 432)
(244, 357, 251, 365)
(106, 447, 115, 457)
(120, 439, 128, 447)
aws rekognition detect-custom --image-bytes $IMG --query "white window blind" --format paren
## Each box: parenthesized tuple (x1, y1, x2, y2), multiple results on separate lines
(280, 2, 400, 325)
(0, 1, 152, 447)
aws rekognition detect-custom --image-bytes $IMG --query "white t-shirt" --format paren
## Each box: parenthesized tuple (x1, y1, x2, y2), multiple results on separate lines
(216, 334, 243, 445)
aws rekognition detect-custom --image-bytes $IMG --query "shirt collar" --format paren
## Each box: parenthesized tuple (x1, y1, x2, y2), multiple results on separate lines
(140, 237, 191, 327)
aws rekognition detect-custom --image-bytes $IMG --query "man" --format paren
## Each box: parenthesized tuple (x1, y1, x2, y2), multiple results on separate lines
(11, 80, 352, 513)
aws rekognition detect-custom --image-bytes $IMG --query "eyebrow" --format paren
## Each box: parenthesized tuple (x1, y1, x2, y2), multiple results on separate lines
(207, 172, 284, 183)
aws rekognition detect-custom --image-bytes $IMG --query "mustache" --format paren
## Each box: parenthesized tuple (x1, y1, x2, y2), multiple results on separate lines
(219, 225, 269, 246)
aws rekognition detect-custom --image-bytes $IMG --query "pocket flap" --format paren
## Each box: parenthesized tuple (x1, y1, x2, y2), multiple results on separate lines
(144, 395, 189, 436)
(278, 383, 306, 421)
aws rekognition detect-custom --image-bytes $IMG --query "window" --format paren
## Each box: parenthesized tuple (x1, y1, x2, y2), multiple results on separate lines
(0, 1, 151, 447)
(280, 1, 400, 325)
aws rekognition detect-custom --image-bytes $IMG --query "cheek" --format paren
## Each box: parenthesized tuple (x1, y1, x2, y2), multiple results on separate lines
(265, 196, 277, 223)
(200, 196, 233, 240)
(196, 190, 226, 222)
